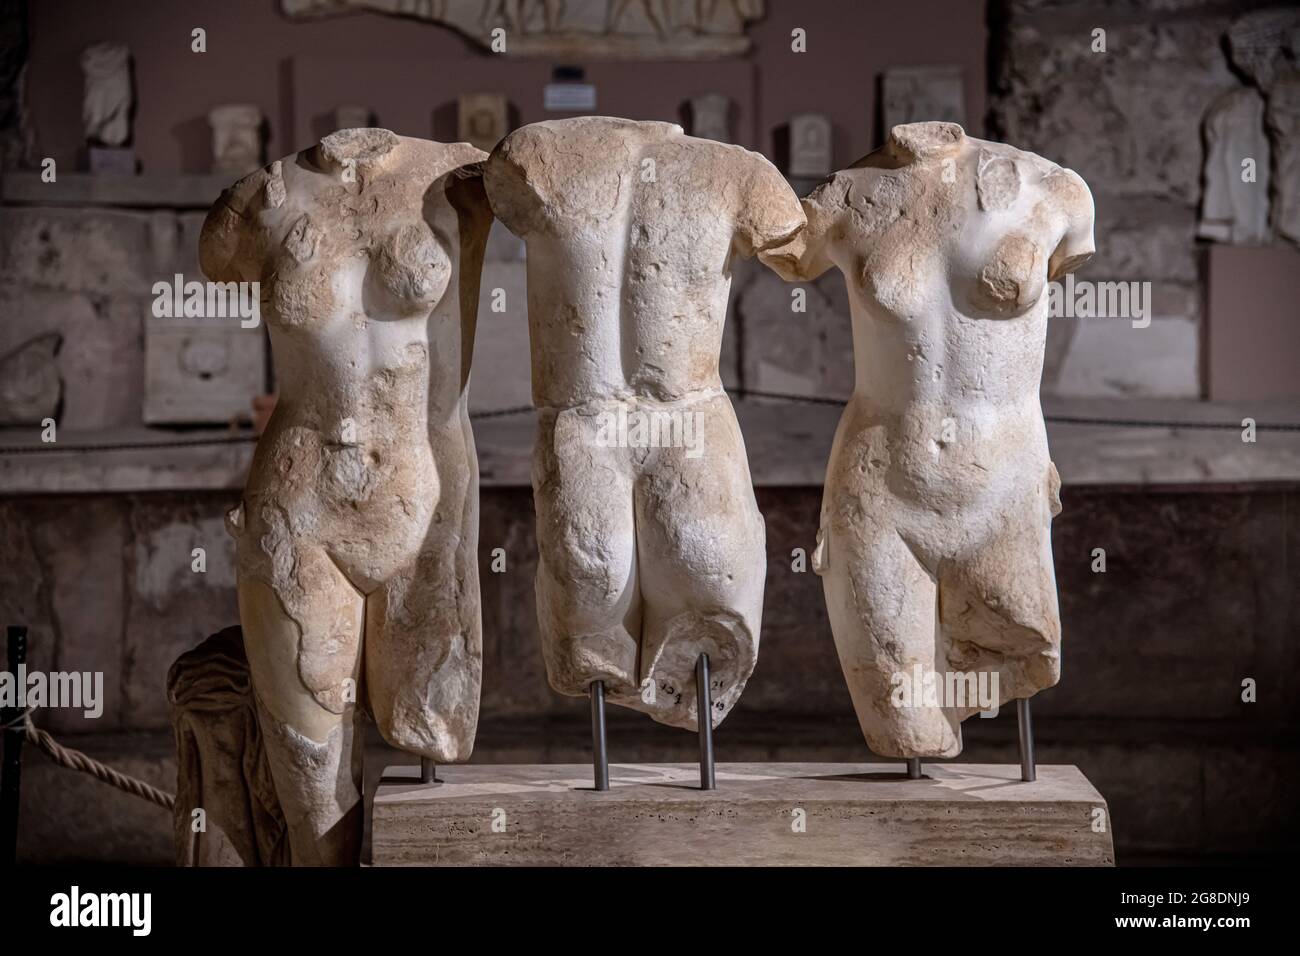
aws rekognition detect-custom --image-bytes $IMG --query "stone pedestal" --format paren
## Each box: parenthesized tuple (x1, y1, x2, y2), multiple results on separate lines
(372, 762, 1114, 866)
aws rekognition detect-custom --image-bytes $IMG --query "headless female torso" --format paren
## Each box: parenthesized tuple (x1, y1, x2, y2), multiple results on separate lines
(200, 129, 490, 863)
(765, 122, 1095, 759)
(485, 117, 804, 729)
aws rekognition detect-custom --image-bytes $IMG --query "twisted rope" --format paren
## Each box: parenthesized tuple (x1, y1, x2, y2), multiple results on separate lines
(20, 713, 175, 811)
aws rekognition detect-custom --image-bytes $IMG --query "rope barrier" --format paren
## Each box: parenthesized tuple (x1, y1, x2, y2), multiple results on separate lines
(21, 713, 175, 812)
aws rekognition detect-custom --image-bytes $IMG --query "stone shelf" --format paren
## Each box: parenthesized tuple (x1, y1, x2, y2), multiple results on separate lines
(1, 397, 1297, 495)
(1, 171, 235, 209)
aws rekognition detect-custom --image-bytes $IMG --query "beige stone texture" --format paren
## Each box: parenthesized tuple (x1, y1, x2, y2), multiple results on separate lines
(484, 116, 803, 730)
(372, 762, 1115, 866)
(764, 122, 1095, 759)
(199, 128, 491, 864)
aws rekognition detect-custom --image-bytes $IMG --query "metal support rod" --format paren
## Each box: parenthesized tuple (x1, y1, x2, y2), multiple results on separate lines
(906, 757, 922, 780)
(590, 680, 608, 792)
(420, 757, 437, 785)
(1017, 697, 1036, 782)
(696, 654, 715, 791)
(2, 626, 28, 867)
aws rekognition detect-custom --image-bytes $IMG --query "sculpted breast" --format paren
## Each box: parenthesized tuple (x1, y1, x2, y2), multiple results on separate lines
(970, 232, 1045, 318)
(368, 222, 451, 317)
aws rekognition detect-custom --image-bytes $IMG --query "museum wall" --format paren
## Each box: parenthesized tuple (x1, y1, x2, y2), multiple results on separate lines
(1, 0, 1298, 865)
(21, 0, 987, 172)
(6, 486, 1298, 863)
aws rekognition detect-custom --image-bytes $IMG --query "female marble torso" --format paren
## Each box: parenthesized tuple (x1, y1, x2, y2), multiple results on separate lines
(485, 117, 805, 729)
(765, 122, 1095, 759)
(200, 129, 490, 863)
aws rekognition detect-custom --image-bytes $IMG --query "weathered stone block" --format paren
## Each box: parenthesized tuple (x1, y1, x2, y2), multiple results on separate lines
(0, 287, 142, 428)
(373, 762, 1116, 866)
(24, 498, 127, 733)
(991, 18, 1236, 205)
(123, 494, 239, 729)
(738, 267, 852, 400)
(1054, 315, 1198, 397)
(0, 207, 158, 294)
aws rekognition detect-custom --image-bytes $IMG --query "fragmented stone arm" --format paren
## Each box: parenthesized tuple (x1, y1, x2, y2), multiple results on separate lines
(757, 174, 845, 282)
(199, 164, 277, 284)
(732, 157, 807, 264)
(1046, 167, 1096, 280)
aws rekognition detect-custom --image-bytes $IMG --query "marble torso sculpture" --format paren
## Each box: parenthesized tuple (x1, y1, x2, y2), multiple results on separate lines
(200, 129, 490, 864)
(484, 117, 804, 730)
(765, 122, 1095, 759)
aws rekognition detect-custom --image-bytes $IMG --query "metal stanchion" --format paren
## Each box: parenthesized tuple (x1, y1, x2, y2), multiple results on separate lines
(590, 679, 609, 792)
(1017, 698, 1036, 782)
(420, 757, 437, 785)
(696, 654, 715, 791)
(905, 757, 922, 780)
(2, 626, 28, 866)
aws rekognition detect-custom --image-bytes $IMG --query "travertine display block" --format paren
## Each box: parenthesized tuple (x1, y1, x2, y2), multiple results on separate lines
(373, 762, 1114, 866)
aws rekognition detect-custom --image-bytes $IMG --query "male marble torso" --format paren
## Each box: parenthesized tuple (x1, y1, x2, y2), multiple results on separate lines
(485, 116, 805, 729)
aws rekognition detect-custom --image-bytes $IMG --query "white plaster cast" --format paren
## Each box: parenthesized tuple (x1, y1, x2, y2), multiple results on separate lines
(484, 116, 804, 730)
(764, 122, 1095, 759)
(689, 93, 733, 142)
(788, 112, 832, 178)
(208, 104, 265, 177)
(1198, 86, 1271, 244)
(80, 42, 132, 146)
(200, 129, 490, 864)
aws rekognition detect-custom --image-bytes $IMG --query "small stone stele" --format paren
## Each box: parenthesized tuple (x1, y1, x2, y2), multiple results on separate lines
(208, 104, 264, 177)
(788, 112, 832, 178)
(688, 93, 733, 142)
(0, 333, 61, 425)
(458, 92, 508, 153)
